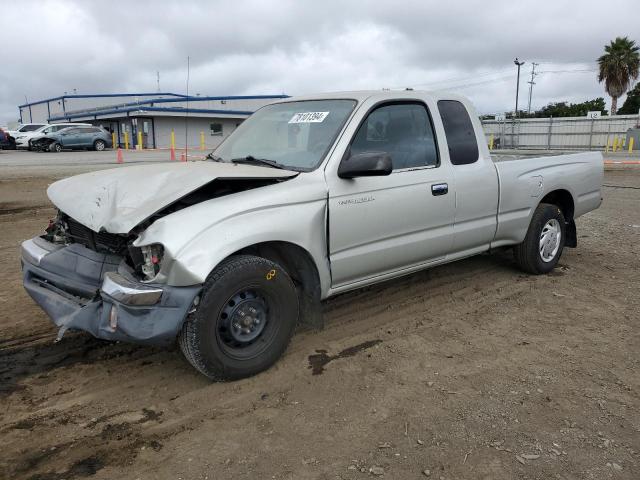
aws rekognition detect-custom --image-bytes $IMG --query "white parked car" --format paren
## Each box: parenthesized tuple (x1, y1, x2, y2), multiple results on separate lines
(14, 123, 91, 149)
(7, 123, 47, 138)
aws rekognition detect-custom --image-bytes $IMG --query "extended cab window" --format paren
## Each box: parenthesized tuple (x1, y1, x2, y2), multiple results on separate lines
(437, 100, 479, 165)
(350, 102, 438, 170)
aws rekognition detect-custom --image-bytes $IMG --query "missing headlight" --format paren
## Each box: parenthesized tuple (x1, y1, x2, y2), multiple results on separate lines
(140, 244, 164, 280)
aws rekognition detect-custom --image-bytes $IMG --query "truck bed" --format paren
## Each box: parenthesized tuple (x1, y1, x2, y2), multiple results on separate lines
(490, 150, 604, 248)
(491, 150, 569, 162)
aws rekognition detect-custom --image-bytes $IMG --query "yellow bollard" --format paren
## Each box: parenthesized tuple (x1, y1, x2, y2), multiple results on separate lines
(111, 132, 116, 149)
(124, 131, 129, 150)
(200, 131, 205, 150)
(605, 137, 610, 153)
(612, 136, 618, 152)
(137, 131, 143, 150)
(488, 134, 494, 150)
(629, 137, 635, 153)
(170, 129, 176, 150)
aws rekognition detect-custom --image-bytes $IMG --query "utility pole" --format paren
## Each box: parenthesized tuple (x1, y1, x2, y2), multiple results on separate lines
(185, 57, 190, 160)
(514, 58, 525, 117)
(527, 62, 539, 114)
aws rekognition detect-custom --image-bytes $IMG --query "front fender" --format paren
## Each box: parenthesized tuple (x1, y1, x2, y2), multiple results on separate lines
(169, 200, 330, 291)
(134, 174, 331, 295)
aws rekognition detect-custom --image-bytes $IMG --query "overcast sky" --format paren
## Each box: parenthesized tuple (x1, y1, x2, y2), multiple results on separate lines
(1, 0, 639, 125)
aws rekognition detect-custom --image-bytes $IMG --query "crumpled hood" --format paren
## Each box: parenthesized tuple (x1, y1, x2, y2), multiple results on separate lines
(47, 162, 298, 234)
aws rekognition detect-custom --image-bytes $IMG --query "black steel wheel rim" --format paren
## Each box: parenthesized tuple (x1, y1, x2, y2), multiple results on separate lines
(215, 288, 277, 359)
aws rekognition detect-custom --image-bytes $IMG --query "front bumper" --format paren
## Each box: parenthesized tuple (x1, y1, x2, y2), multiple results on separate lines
(21, 237, 201, 346)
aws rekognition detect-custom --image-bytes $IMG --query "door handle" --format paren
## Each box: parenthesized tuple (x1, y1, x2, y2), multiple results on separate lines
(431, 183, 448, 196)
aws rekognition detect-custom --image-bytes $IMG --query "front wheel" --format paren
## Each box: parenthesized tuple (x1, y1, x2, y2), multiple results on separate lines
(50, 142, 63, 153)
(514, 203, 566, 274)
(94, 139, 105, 151)
(179, 255, 299, 380)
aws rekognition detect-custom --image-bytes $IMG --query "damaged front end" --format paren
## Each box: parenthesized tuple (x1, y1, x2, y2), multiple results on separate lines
(21, 162, 299, 345)
(21, 212, 200, 346)
(30, 136, 57, 152)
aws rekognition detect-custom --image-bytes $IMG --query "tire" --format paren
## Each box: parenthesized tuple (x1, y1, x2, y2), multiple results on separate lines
(51, 142, 63, 153)
(94, 139, 106, 151)
(179, 255, 299, 380)
(514, 203, 566, 274)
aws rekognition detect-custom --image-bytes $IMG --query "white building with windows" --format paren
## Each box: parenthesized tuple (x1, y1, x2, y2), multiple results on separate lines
(18, 93, 288, 149)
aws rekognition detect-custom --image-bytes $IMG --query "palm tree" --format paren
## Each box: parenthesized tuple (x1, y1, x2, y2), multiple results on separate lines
(598, 37, 639, 115)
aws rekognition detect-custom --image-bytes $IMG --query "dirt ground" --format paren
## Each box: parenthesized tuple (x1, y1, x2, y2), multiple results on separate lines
(0, 169, 638, 480)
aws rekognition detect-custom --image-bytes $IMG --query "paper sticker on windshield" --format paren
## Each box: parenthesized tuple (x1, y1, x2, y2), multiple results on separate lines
(288, 112, 329, 124)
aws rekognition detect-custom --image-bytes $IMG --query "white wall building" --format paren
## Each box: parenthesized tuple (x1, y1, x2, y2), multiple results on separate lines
(18, 93, 288, 149)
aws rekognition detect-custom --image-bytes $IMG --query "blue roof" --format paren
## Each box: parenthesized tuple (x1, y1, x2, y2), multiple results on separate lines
(19, 92, 188, 108)
(22, 93, 290, 122)
(19, 93, 288, 108)
(48, 106, 257, 122)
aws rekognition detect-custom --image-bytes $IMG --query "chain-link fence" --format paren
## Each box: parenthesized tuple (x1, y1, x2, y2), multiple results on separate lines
(482, 114, 640, 150)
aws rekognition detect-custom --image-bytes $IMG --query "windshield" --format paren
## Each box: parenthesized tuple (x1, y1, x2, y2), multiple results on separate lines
(213, 99, 356, 171)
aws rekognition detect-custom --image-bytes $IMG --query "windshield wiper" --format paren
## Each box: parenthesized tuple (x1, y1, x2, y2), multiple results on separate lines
(230, 155, 287, 170)
(205, 152, 225, 162)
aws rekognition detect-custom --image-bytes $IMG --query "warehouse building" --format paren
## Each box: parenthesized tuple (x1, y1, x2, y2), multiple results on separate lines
(18, 92, 288, 149)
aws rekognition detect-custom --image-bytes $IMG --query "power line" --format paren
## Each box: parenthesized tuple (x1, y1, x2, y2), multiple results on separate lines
(386, 67, 512, 90)
(537, 68, 597, 74)
(386, 65, 596, 92)
(433, 74, 514, 90)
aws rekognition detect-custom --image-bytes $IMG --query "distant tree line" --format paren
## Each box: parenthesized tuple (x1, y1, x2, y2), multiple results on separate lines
(617, 83, 640, 114)
(483, 87, 639, 120)
(519, 98, 609, 118)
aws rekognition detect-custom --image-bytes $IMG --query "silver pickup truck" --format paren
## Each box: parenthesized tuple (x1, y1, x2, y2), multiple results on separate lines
(21, 90, 603, 380)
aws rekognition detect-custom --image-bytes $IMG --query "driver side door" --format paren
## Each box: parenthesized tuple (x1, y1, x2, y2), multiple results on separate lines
(327, 101, 456, 288)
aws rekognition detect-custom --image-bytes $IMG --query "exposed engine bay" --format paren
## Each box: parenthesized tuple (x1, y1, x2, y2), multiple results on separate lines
(43, 177, 289, 280)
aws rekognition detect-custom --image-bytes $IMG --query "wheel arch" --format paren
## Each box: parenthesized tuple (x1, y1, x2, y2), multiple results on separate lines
(229, 241, 324, 329)
(539, 188, 577, 247)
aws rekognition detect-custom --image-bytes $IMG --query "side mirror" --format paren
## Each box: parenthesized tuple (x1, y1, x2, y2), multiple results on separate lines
(338, 151, 393, 179)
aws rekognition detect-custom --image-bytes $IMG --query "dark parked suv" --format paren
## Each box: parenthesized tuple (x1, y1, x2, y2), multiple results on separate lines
(0, 127, 16, 150)
(32, 126, 113, 152)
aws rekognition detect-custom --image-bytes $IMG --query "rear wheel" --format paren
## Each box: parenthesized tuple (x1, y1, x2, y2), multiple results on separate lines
(179, 255, 298, 380)
(94, 139, 106, 151)
(514, 203, 566, 274)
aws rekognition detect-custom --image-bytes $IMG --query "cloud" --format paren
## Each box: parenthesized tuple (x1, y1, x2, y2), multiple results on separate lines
(1, 0, 638, 124)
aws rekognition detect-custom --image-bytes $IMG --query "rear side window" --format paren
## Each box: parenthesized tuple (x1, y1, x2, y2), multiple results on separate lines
(20, 124, 45, 132)
(350, 102, 439, 170)
(437, 100, 478, 165)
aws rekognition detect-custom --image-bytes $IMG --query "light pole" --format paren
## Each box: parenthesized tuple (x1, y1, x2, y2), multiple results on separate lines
(514, 58, 525, 117)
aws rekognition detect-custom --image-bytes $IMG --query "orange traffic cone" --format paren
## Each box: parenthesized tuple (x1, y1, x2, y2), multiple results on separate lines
(180, 151, 186, 162)
(116, 148, 123, 164)
(170, 147, 176, 161)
